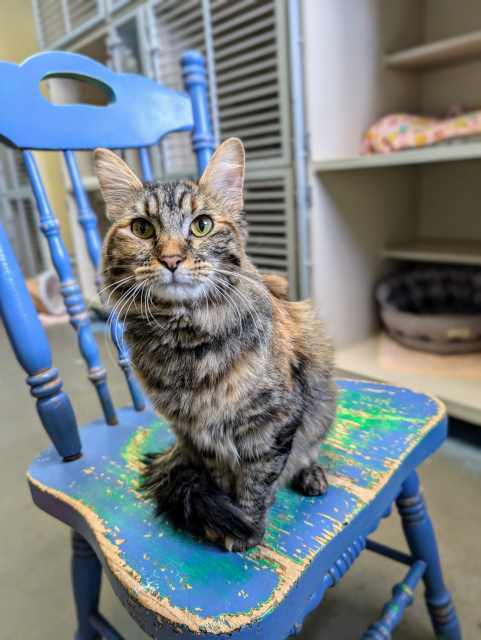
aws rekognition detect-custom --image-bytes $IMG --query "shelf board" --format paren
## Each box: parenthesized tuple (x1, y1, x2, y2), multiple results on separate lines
(313, 142, 481, 172)
(336, 334, 481, 425)
(385, 29, 481, 70)
(382, 239, 481, 266)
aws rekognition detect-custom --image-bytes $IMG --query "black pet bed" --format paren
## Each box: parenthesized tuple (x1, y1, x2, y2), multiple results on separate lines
(376, 265, 481, 354)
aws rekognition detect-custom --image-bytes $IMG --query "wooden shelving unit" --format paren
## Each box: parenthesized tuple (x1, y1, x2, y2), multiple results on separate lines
(313, 142, 481, 172)
(336, 334, 481, 426)
(382, 239, 481, 266)
(304, 2, 481, 426)
(385, 29, 481, 71)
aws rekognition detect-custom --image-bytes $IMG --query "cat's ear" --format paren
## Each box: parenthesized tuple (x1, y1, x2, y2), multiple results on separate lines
(94, 148, 143, 221)
(199, 137, 245, 212)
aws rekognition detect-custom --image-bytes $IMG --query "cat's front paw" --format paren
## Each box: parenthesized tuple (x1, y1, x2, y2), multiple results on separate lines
(293, 463, 328, 496)
(223, 530, 265, 552)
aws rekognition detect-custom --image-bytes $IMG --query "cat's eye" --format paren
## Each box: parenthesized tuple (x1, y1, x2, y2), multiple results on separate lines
(131, 218, 155, 239)
(191, 215, 213, 237)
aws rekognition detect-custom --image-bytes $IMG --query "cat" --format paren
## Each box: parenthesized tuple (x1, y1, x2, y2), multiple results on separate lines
(95, 138, 336, 551)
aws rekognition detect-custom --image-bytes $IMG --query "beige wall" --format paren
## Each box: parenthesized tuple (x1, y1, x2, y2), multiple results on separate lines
(0, 0, 72, 251)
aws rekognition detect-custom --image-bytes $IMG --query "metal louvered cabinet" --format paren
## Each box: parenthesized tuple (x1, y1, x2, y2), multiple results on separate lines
(153, 0, 299, 296)
(33, 0, 104, 48)
(153, 0, 207, 177)
(244, 168, 297, 286)
(0, 147, 48, 278)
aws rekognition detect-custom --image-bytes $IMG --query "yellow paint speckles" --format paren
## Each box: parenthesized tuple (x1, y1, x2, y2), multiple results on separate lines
(122, 427, 150, 472)
(82, 466, 95, 475)
(27, 383, 447, 635)
(327, 475, 374, 503)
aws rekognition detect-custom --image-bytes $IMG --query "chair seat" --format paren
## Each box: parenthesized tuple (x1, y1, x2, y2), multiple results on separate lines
(28, 379, 446, 639)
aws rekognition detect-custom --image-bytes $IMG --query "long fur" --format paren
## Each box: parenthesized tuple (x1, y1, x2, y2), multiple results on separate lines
(96, 140, 336, 551)
(141, 452, 257, 540)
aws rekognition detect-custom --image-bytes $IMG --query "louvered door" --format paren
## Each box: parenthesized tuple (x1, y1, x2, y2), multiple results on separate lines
(0, 147, 48, 277)
(154, 0, 207, 177)
(153, 0, 298, 294)
(33, 0, 103, 48)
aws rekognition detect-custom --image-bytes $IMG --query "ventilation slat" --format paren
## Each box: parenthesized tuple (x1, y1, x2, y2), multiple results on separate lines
(220, 112, 279, 130)
(216, 59, 277, 85)
(219, 86, 278, 108)
(212, 3, 273, 35)
(221, 98, 279, 119)
(214, 15, 275, 49)
(218, 73, 278, 99)
(216, 44, 277, 73)
(246, 245, 286, 257)
(222, 124, 280, 139)
(160, 0, 200, 19)
(246, 255, 287, 269)
(210, 0, 259, 23)
(245, 214, 285, 223)
(244, 192, 284, 201)
(159, 9, 204, 33)
(239, 136, 282, 149)
(248, 238, 287, 248)
(244, 201, 285, 211)
(247, 225, 285, 235)
(214, 31, 275, 62)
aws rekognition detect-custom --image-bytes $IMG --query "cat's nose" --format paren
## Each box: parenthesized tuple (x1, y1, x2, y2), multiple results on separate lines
(160, 255, 184, 272)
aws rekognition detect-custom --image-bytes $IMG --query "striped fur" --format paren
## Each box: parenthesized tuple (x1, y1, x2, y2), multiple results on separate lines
(96, 140, 336, 551)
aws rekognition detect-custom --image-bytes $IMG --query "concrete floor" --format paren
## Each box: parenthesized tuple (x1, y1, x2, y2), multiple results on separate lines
(1, 323, 480, 640)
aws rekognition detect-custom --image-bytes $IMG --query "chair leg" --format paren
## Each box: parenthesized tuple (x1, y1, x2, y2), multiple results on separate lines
(396, 471, 462, 640)
(71, 531, 102, 640)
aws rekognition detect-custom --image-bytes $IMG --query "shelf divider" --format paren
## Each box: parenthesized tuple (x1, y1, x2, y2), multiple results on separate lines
(382, 239, 481, 266)
(313, 141, 481, 172)
(385, 29, 481, 70)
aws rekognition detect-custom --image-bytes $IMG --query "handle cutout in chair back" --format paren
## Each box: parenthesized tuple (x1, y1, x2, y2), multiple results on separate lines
(41, 73, 115, 107)
(0, 51, 194, 150)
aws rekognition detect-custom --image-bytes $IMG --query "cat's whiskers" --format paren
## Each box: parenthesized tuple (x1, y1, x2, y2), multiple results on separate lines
(212, 265, 272, 331)
(115, 280, 146, 354)
(144, 283, 165, 331)
(210, 271, 265, 343)
(204, 275, 243, 332)
(104, 281, 140, 366)
(213, 267, 271, 300)
(101, 275, 137, 305)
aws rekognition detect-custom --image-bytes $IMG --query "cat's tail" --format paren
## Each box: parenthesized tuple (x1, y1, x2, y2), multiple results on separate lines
(140, 452, 256, 542)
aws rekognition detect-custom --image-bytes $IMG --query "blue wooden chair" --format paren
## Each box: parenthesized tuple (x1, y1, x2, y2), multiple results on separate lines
(0, 51, 461, 640)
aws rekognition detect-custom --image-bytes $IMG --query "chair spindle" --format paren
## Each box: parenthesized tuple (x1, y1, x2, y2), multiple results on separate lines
(0, 222, 81, 460)
(22, 150, 118, 426)
(63, 150, 145, 413)
(63, 150, 102, 286)
(181, 50, 216, 175)
(138, 147, 154, 182)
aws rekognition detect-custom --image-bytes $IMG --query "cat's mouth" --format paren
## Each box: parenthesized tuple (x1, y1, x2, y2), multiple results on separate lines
(140, 267, 209, 302)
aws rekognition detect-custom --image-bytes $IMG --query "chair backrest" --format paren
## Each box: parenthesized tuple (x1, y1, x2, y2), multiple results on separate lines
(0, 49, 214, 461)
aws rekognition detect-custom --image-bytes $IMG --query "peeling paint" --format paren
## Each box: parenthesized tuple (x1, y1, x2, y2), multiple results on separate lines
(27, 380, 445, 634)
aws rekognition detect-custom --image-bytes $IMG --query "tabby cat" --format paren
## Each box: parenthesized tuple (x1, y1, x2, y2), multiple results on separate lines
(95, 138, 336, 551)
